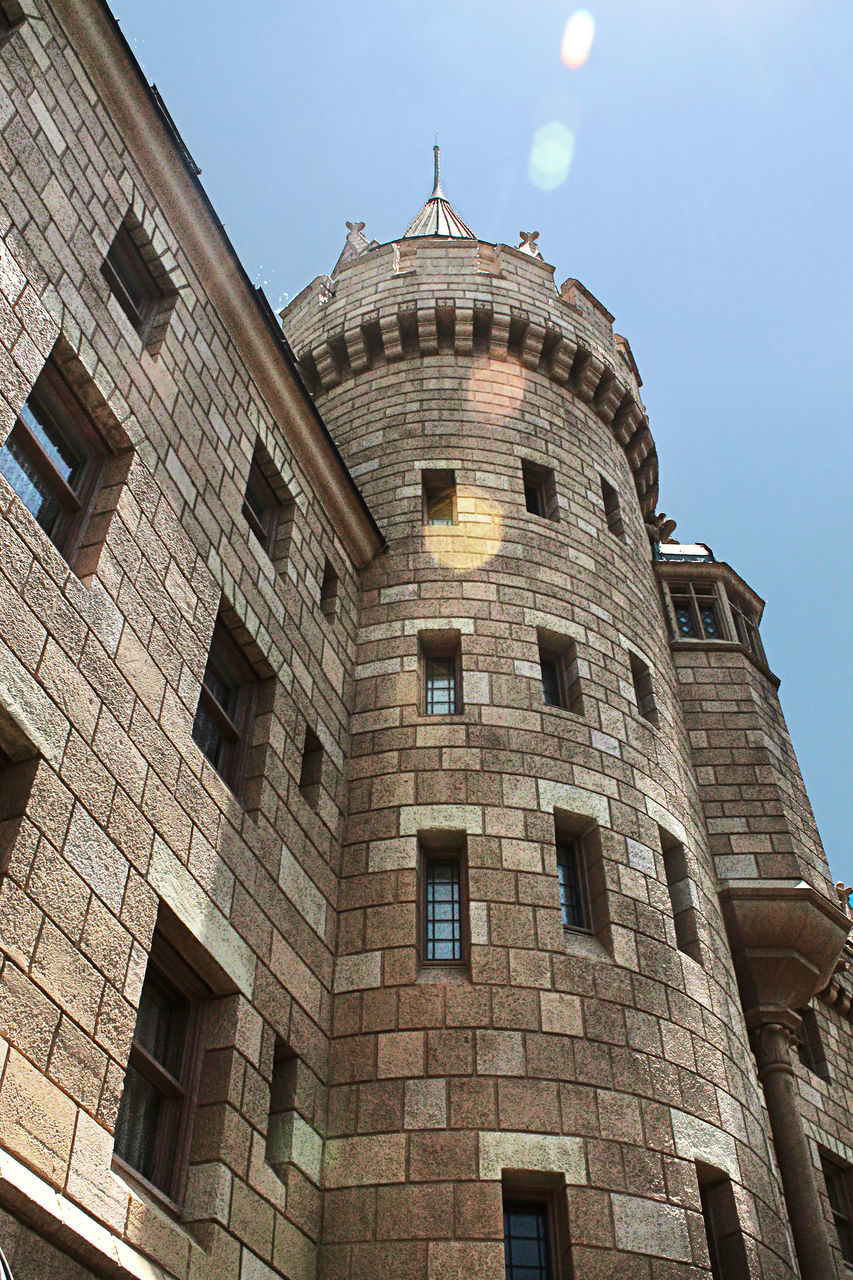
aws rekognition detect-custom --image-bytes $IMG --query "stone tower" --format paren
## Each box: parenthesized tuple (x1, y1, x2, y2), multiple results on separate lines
(281, 152, 850, 1278)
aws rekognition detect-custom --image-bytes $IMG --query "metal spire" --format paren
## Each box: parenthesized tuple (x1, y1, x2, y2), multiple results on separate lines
(402, 140, 475, 240)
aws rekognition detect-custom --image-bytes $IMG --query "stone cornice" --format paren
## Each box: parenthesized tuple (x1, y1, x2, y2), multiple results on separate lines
(48, 0, 385, 570)
(292, 284, 659, 519)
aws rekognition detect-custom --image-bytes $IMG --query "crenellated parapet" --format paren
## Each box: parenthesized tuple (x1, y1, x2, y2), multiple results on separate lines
(283, 239, 660, 517)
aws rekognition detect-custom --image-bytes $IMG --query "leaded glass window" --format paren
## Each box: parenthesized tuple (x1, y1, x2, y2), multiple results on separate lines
(503, 1201, 552, 1280)
(668, 580, 725, 640)
(424, 857, 462, 962)
(556, 840, 587, 931)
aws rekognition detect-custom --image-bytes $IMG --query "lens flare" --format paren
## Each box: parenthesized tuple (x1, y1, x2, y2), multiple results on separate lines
(466, 357, 526, 425)
(425, 486, 503, 571)
(529, 122, 575, 192)
(561, 9, 595, 69)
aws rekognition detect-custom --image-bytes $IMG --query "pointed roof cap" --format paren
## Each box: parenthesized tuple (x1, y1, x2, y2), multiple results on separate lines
(402, 142, 476, 239)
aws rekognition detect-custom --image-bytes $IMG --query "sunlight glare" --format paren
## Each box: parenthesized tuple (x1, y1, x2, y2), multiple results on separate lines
(529, 122, 575, 192)
(561, 10, 595, 69)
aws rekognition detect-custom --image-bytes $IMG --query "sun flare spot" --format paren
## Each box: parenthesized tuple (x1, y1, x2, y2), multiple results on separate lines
(561, 9, 595, 69)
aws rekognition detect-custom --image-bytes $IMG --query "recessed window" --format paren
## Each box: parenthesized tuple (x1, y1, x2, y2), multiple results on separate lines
(299, 727, 324, 811)
(522, 459, 557, 520)
(422, 469, 457, 526)
(420, 631, 462, 716)
(503, 1200, 553, 1280)
(659, 828, 702, 964)
(729, 592, 765, 662)
(538, 632, 583, 715)
(320, 558, 339, 620)
(420, 836, 467, 965)
(266, 1039, 298, 1178)
(101, 219, 174, 349)
(668, 580, 725, 640)
(600, 476, 626, 540)
(697, 1164, 750, 1280)
(113, 933, 208, 1206)
(822, 1154, 853, 1268)
(0, 740, 38, 881)
(0, 358, 112, 558)
(192, 618, 259, 795)
(243, 442, 294, 564)
(556, 839, 589, 932)
(796, 1006, 830, 1080)
(628, 651, 659, 726)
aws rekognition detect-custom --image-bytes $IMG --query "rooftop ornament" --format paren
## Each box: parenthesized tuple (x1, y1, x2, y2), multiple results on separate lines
(402, 141, 476, 240)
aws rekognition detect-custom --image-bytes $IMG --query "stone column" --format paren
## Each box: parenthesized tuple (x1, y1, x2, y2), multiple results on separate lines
(751, 1019, 838, 1280)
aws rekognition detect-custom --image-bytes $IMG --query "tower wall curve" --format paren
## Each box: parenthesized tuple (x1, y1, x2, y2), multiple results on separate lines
(283, 239, 797, 1277)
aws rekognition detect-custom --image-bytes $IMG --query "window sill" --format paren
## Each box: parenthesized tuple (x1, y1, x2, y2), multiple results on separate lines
(562, 928, 610, 962)
(417, 964, 470, 984)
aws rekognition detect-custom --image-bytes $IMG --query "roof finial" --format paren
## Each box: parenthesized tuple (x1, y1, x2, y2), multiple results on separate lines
(432, 134, 443, 197)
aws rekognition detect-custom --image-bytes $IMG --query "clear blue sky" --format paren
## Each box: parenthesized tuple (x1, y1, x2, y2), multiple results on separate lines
(113, 0, 853, 885)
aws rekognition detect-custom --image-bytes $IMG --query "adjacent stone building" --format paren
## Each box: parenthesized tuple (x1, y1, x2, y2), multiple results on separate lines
(0, 3, 850, 1278)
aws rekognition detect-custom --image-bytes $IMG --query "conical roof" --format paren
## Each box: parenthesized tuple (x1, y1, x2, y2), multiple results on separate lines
(402, 144, 475, 239)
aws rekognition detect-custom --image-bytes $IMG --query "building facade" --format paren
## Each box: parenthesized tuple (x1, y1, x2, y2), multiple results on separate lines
(0, 3, 850, 1279)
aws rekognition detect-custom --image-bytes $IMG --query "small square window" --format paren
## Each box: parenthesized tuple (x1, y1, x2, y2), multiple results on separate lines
(422, 469, 457, 526)
(522, 459, 557, 520)
(420, 835, 467, 966)
(420, 631, 462, 716)
(538, 631, 583, 714)
(113, 933, 208, 1206)
(556, 839, 589, 932)
(101, 220, 173, 348)
(192, 618, 259, 796)
(600, 476, 626, 540)
(0, 357, 115, 568)
(628, 651, 659, 726)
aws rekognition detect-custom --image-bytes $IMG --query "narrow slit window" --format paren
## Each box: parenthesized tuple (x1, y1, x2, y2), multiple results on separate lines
(538, 632, 583, 715)
(697, 1165, 751, 1280)
(0, 358, 109, 564)
(822, 1155, 853, 1267)
(522, 459, 557, 520)
(319, 558, 339, 620)
(113, 933, 208, 1207)
(600, 476, 626, 540)
(556, 839, 589, 932)
(659, 828, 702, 964)
(422, 469, 457, 526)
(628, 651, 659, 726)
(266, 1039, 298, 1177)
(243, 446, 280, 553)
(423, 856, 463, 963)
(503, 1200, 552, 1280)
(101, 218, 174, 348)
(299, 727, 324, 810)
(420, 631, 462, 716)
(192, 618, 258, 795)
(796, 1006, 830, 1080)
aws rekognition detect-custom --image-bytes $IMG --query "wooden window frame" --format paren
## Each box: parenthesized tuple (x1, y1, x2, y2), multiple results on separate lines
(191, 618, 258, 797)
(600, 475, 627, 540)
(419, 834, 469, 968)
(522, 458, 558, 521)
(112, 933, 208, 1211)
(420, 631, 462, 717)
(422, 468, 457, 526)
(628, 650, 659, 726)
(666, 579, 727, 641)
(556, 837, 592, 934)
(101, 221, 165, 341)
(538, 631, 583, 715)
(501, 1179, 571, 1280)
(821, 1153, 853, 1269)
(728, 591, 766, 662)
(0, 358, 111, 566)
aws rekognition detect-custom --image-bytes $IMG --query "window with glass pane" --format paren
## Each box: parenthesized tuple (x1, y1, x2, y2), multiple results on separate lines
(668, 581, 724, 640)
(192, 620, 257, 794)
(521, 459, 557, 521)
(243, 447, 282, 553)
(0, 361, 104, 558)
(729, 593, 765, 661)
(503, 1201, 552, 1280)
(424, 858, 463, 962)
(821, 1156, 853, 1265)
(113, 938, 206, 1204)
(423, 469, 457, 525)
(556, 840, 587, 931)
(540, 656, 562, 707)
(425, 654, 458, 715)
